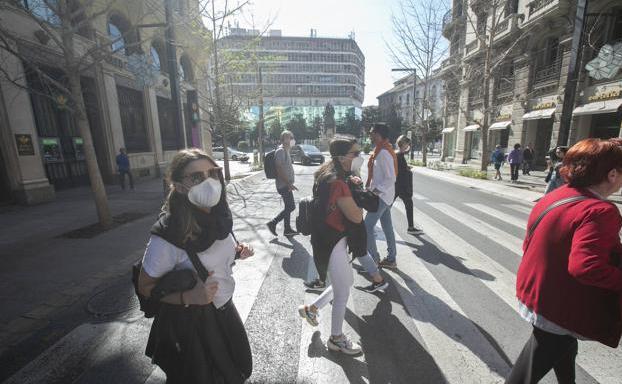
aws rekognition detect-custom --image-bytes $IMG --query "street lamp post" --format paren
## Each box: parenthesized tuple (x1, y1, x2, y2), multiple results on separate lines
(258, 66, 265, 165)
(392, 68, 416, 160)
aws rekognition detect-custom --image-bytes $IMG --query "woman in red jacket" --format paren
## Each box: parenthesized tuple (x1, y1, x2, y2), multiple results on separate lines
(507, 138, 622, 384)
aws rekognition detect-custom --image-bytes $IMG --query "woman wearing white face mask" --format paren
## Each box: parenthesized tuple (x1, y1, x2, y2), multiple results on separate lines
(297, 137, 388, 355)
(395, 135, 421, 234)
(138, 149, 254, 383)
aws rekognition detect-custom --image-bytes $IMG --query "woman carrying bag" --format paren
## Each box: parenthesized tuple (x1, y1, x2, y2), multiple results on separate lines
(297, 137, 387, 355)
(138, 149, 254, 384)
(507, 139, 622, 383)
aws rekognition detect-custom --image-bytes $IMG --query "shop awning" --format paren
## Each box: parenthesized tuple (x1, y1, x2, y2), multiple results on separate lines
(441, 127, 455, 134)
(572, 99, 622, 116)
(489, 121, 511, 130)
(522, 108, 556, 121)
(463, 124, 480, 132)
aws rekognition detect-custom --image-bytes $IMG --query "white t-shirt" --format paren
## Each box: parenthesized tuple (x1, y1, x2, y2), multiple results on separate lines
(370, 149, 397, 206)
(142, 234, 236, 308)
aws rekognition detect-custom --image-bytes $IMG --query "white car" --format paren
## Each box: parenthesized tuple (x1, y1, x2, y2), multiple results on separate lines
(212, 147, 249, 161)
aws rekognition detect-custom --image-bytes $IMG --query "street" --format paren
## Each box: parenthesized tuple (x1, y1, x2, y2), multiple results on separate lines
(2, 163, 621, 384)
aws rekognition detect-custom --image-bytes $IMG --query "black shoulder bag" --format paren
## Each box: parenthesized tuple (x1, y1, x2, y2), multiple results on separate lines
(132, 233, 241, 318)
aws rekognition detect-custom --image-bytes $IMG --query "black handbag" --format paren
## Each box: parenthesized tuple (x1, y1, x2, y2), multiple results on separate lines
(351, 185, 380, 212)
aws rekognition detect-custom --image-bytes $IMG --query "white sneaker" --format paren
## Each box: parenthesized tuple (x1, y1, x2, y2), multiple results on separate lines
(327, 334, 362, 355)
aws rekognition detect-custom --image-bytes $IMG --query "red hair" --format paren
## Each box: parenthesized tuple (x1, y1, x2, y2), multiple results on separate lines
(560, 139, 622, 188)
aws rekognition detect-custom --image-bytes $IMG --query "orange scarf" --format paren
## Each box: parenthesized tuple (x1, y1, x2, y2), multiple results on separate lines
(366, 141, 398, 187)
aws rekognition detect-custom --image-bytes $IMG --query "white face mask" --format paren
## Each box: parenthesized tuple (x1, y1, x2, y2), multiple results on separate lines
(187, 177, 222, 208)
(350, 155, 365, 172)
(289, 139, 296, 147)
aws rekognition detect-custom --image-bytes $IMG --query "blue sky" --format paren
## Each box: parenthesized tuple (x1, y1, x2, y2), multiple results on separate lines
(238, 0, 405, 106)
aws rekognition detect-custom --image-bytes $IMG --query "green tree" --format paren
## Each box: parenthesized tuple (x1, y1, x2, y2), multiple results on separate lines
(323, 103, 335, 136)
(336, 109, 362, 137)
(362, 106, 380, 132)
(286, 113, 308, 140)
(310, 116, 323, 139)
(386, 104, 403, 143)
(268, 118, 283, 141)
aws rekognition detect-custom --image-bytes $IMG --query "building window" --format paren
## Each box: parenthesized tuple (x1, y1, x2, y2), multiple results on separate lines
(107, 14, 138, 56)
(150, 41, 167, 73)
(22, 0, 60, 25)
(157, 96, 178, 150)
(117, 86, 148, 152)
(476, 12, 487, 36)
(179, 54, 193, 82)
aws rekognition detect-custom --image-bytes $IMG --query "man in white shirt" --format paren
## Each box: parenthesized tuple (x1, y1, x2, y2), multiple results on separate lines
(365, 123, 398, 269)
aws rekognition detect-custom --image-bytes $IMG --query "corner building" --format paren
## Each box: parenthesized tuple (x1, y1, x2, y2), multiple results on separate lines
(0, 0, 211, 205)
(218, 29, 365, 126)
(440, 0, 622, 165)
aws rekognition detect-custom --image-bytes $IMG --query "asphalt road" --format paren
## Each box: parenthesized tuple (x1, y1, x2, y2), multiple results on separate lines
(4, 162, 621, 384)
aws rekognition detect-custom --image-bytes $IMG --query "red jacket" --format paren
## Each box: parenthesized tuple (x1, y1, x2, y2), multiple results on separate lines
(516, 185, 622, 347)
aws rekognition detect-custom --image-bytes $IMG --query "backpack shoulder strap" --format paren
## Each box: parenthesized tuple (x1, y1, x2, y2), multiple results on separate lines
(186, 247, 209, 282)
(524, 195, 589, 251)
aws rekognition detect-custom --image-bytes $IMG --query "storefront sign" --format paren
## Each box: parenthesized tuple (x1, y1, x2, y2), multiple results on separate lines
(15, 134, 35, 156)
(41, 137, 62, 162)
(588, 89, 622, 102)
(495, 114, 512, 121)
(533, 101, 555, 110)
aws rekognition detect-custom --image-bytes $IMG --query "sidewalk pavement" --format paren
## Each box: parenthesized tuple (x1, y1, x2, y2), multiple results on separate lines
(420, 157, 622, 206)
(0, 170, 261, 360)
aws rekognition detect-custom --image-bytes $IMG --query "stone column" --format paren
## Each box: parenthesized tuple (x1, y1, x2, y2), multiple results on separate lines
(102, 72, 125, 177)
(456, 80, 470, 163)
(144, 87, 164, 176)
(0, 49, 54, 204)
(512, 54, 531, 145)
(552, 37, 573, 146)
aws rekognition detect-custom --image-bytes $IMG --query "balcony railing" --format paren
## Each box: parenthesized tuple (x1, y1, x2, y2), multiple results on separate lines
(496, 77, 514, 94)
(495, 18, 510, 34)
(533, 58, 561, 87)
(528, 0, 555, 16)
(465, 40, 479, 55)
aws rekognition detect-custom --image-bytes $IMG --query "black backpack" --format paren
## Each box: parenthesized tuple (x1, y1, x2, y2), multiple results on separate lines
(264, 150, 277, 179)
(296, 181, 330, 236)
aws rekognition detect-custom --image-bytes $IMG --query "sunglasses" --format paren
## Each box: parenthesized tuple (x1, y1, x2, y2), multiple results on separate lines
(347, 150, 361, 157)
(183, 167, 222, 186)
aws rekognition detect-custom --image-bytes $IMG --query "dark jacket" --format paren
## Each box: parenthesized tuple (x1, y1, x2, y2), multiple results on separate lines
(116, 153, 130, 172)
(516, 185, 622, 347)
(310, 177, 368, 282)
(395, 152, 413, 197)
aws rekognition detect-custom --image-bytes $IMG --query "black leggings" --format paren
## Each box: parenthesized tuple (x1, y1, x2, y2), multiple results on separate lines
(506, 327, 578, 384)
(510, 164, 520, 181)
(395, 192, 414, 228)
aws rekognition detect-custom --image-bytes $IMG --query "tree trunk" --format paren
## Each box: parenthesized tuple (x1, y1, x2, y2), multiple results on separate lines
(67, 73, 112, 227)
(421, 131, 428, 166)
(60, 0, 112, 227)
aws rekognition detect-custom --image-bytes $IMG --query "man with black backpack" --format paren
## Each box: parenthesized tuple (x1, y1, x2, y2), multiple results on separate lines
(267, 130, 298, 237)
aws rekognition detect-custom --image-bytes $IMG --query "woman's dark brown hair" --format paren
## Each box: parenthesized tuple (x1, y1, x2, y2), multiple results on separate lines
(314, 136, 357, 184)
(560, 139, 622, 188)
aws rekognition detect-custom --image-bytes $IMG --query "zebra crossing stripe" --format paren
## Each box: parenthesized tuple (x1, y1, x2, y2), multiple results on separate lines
(503, 204, 533, 215)
(388, 231, 510, 382)
(427, 203, 524, 257)
(413, 193, 429, 201)
(396, 203, 622, 384)
(464, 203, 526, 230)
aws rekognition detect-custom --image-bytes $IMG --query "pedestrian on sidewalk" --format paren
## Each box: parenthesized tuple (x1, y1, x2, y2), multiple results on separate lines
(267, 130, 298, 237)
(491, 145, 505, 181)
(394, 135, 421, 234)
(298, 137, 387, 355)
(522, 144, 534, 175)
(544, 146, 568, 195)
(364, 123, 398, 269)
(138, 149, 254, 383)
(507, 139, 622, 384)
(508, 143, 522, 183)
(116, 148, 134, 190)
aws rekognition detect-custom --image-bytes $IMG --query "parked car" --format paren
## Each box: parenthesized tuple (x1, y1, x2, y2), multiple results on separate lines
(212, 147, 249, 162)
(290, 144, 325, 165)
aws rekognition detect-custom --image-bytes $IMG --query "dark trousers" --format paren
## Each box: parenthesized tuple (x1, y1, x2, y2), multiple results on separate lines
(272, 186, 295, 231)
(396, 192, 414, 228)
(119, 170, 134, 190)
(510, 164, 520, 181)
(506, 327, 578, 384)
(522, 161, 532, 175)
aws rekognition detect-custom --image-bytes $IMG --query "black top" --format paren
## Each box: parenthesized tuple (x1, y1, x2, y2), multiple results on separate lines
(523, 148, 534, 161)
(395, 152, 413, 197)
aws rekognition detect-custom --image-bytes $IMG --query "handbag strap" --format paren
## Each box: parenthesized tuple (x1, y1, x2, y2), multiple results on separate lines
(186, 231, 241, 282)
(524, 195, 589, 251)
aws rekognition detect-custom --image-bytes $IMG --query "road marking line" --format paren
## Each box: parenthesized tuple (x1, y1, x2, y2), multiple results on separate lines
(464, 203, 526, 230)
(395, 203, 622, 384)
(386, 231, 509, 382)
(413, 193, 429, 201)
(427, 203, 523, 257)
(503, 204, 533, 215)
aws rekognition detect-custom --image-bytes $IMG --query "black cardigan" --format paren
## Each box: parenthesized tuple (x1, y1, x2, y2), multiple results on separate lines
(395, 152, 413, 197)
